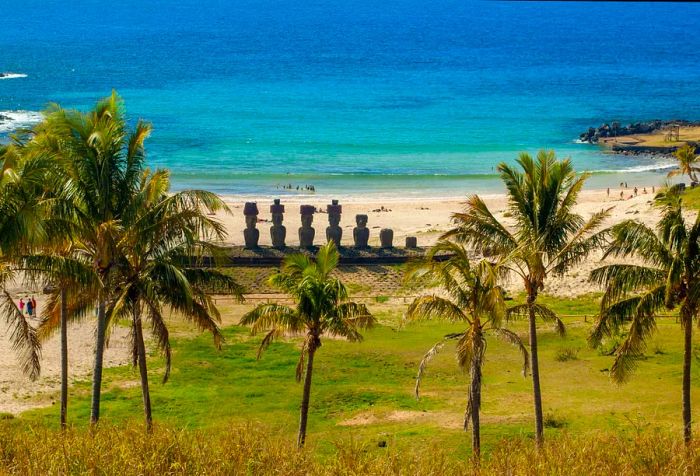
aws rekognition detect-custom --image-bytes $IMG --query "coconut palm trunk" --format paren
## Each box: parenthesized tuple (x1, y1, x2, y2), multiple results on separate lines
(133, 302, 153, 431)
(683, 307, 692, 444)
(60, 287, 68, 429)
(527, 289, 544, 446)
(469, 355, 482, 457)
(90, 296, 107, 424)
(297, 341, 317, 448)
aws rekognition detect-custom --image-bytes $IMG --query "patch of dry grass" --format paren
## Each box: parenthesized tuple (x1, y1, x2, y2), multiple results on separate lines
(0, 422, 699, 475)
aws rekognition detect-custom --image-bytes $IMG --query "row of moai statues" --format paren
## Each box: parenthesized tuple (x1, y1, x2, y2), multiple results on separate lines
(243, 199, 418, 250)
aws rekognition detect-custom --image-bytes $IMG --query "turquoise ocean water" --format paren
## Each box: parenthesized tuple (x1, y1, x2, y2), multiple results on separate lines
(1, 0, 699, 198)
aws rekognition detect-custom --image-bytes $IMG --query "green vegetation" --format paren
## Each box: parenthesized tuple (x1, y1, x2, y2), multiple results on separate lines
(16, 294, 699, 457)
(241, 241, 375, 447)
(668, 144, 700, 183)
(1, 92, 241, 430)
(590, 188, 700, 443)
(446, 150, 608, 445)
(678, 186, 700, 210)
(406, 240, 528, 456)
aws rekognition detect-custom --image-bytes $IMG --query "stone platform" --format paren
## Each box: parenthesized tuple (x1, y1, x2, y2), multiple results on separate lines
(215, 245, 441, 266)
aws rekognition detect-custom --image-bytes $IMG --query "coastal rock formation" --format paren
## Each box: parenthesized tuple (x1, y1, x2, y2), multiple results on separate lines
(353, 214, 369, 249)
(243, 202, 260, 249)
(270, 199, 286, 249)
(579, 120, 700, 144)
(325, 200, 343, 247)
(298, 205, 316, 249)
(380, 229, 394, 249)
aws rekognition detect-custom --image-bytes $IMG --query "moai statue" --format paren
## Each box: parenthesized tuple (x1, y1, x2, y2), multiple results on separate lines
(325, 199, 343, 247)
(243, 202, 259, 249)
(405, 236, 417, 249)
(380, 228, 394, 249)
(270, 199, 286, 249)
(353, 214, 369, 249)
(298, 205, 316, 249)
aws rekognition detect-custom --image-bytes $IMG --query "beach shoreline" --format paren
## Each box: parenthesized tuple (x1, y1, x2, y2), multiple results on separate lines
(216, 185, 660, 248)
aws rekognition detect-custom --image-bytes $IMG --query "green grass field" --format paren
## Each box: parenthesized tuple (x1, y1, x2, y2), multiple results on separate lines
(17, 293, 700, 459)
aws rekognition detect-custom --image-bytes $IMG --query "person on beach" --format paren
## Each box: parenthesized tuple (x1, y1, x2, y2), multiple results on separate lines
(634, 187, 638, 196)
(619, 190, 624, 200)
(31, 296, 37, 316)
(19, 298, 24, 315)
(26, 297, 33, 317)
(607, 187, 610, 197)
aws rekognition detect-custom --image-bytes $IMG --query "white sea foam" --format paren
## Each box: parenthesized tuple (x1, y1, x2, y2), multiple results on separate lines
(0, 73, 28, 80)
(0, 110, 43, 133)
(591, 161, 676, 174)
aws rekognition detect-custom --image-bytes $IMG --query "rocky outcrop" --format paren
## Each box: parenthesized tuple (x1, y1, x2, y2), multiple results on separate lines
(579, 120, 700, 144)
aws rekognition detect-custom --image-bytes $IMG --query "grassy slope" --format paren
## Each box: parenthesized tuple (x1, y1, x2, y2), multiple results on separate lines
(19, 293, 700, 457)
(682, 186, 700, 210)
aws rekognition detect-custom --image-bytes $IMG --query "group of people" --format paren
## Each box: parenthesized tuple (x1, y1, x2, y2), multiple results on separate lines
(606, 183, 654, 200)
(18, 296, 38, 317)
(277, 183, 316, 192)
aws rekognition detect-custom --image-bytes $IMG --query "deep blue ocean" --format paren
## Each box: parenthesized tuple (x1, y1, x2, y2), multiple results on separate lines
(2, 0, 699, 198)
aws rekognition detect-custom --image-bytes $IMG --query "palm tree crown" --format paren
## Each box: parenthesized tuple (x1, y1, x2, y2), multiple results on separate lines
(668, 144, 700, 183)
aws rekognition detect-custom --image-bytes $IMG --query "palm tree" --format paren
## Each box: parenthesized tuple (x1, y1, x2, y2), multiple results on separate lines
(34, 92, 148, 424)
(32, 92, 243, 427)
(241, 241, 375, 447)
(445, 150, 609, 445)
(3, 125, 101, 427)
(589, 189, 700, 443)
(23, 251, 96, 428)
(406, 240, 529, 458)
(0, 142, 50, 381)
(668, 144, 700, 183)
(107, 168, 243, 430)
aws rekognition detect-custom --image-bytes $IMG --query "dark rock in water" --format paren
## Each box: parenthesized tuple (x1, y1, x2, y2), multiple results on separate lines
(579, 119, 700, 144)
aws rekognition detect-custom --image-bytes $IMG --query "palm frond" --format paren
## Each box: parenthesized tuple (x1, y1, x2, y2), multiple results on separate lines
(490, 328, 529, 376)
(414, 333, 464, 399)
(1, 290, 41, 380)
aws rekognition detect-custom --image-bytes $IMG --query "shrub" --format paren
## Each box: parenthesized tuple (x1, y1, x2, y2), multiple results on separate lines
(554, 347, 579, 362)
